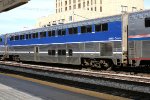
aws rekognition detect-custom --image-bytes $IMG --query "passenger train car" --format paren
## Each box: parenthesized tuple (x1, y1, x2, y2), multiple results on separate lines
(0, 10, 150, 69)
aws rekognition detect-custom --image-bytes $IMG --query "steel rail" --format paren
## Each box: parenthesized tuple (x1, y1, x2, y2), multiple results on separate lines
(0, 61, 150, 84)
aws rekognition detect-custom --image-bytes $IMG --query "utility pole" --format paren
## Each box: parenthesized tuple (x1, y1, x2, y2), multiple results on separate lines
(122, 12, 129, 66)
(4, 34, 8, 60)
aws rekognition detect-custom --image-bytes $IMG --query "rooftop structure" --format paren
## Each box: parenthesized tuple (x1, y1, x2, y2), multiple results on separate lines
(0, 0, 29, 12)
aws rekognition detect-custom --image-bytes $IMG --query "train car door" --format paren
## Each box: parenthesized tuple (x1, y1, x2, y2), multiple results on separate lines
(34, 46, 39, 61)
(100, 42, 113, 57)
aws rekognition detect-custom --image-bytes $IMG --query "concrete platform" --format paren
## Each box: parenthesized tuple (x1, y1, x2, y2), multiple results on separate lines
(0, 73, 103, 100)
(0, 83, 42, 100)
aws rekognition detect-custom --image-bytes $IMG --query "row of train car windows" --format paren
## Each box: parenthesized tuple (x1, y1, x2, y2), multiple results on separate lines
(48, 49, 73, 56)
(9, 23, 108, 41)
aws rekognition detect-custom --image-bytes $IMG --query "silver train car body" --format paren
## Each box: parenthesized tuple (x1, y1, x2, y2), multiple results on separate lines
(0, 10, 150, 69)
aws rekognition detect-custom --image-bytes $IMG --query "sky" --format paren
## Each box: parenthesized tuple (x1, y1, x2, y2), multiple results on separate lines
(0, 0, 150, 34)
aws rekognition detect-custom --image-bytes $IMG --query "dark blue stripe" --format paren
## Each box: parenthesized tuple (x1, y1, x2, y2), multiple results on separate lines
(7, 21, 122, 46)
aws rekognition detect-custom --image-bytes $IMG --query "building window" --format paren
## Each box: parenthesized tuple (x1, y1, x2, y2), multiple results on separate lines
(95, 7, 96, 11)
(100, 0, 102, 4)
(73, 5, 76, 9)
(65, 1, 67, 5)
(78, 3, 81, 9)
(87, 0, 89, 6)
(65, 7, 67, 11)
(100, 6, 102, 12)
(132, 7, 137, 12)
(145, 18, 150, 27)
(121, 5, 128, 13)
(69, 6, 71, 10)
(69, 0, 71, 4)
(91, 0, 93, 5)
(83, 2, 85, 7)
(69, 16, 73, 21)
(73, 0, 76, 3)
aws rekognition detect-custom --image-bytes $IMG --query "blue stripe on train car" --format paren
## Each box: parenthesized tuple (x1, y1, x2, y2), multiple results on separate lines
(8, 21, 122, 46)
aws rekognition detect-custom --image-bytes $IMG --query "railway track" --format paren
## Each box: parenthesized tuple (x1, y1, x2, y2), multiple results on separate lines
(0, 61, 150, 84)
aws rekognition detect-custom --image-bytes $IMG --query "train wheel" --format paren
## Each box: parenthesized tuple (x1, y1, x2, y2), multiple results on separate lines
(100, 60, 113, 70)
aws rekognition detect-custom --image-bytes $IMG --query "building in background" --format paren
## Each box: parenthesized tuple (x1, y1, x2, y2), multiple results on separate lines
(36, 0, 144, 28)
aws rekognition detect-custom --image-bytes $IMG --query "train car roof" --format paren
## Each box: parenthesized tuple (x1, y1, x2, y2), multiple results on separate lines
(7, 9, 150, 36)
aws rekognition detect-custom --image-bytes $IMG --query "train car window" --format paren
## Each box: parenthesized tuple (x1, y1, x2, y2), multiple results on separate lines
(62, 50, 66, 55)
(87, 25, 92, 33)
(58, 50, 62, 55)
(69, 27, 78, 34)
(68, 49, 73, 56)
(48, 31, 51, 37)
(52, 30, 55, 36)
(26, 34, 32, 39)
(32, 33, 38, 38)
(48, 30, 55, 37)
(81, 26, 86, 33)
(52, 50, 56, 55)
(58, 30, 62, 36)
(15, 35, 19, 40)
(26, 34, 29, 39)
(58, 29, 66, 36)
(58, 50, 66, 56)
(29, 34, 31, 39)
(40, 32, 46, 38)
(69, 28, 73, 34)
(102, 23, 108, 31)
(145, 18, 150, 27)
(62, 29, 66, 36)
(20, 35, 25, 40)
(48, 50, 51, 55)
(81, 25, 92, 33)
(73, 27, 78, 34)
(10, 36, 14, 41)
(35, 47, 39, 53)
(0, 38, 2, 42)
(95, 24, 101, 32)
(48, 50, 55, 55)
